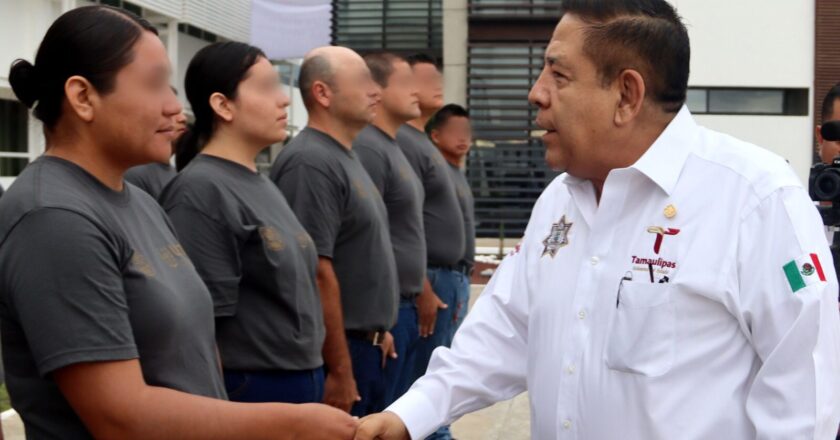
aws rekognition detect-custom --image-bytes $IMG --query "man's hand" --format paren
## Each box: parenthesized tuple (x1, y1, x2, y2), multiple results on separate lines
(380, 331, 398, 368)
(322, 371, 361, 413)
(354, 412, 411, 440)
(293, 403, 359, 439)
(417, 281, 447, 337)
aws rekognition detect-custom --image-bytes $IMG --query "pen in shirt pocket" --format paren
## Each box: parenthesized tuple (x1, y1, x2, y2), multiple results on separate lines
(616, 271, 633, 307)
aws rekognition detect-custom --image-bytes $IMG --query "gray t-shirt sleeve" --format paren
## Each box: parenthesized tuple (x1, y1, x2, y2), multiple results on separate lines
(274, 164, 343, 259)
(166, 204, 242, 317)
(3, 208, 138, 376)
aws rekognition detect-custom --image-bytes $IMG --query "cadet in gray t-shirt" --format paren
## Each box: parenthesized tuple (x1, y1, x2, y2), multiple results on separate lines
(354, 125, 426, 298)
(396, 124, 465, 266)
(447, 163, 475, 271)
(271, 127, 399, 332)
(160, 154, 326, 375)
(124, 161, 176, 199)
(0, 156, 226, 439)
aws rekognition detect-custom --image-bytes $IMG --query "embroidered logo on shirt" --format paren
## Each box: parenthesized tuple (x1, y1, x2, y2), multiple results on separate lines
(783, 253, 826, 293)
(259, 226, 285, 251)
(159, 247, 178, 268)
(646, 226, 680, 254)
(542, 216, 572, 258)
(352, 179, 369, 199)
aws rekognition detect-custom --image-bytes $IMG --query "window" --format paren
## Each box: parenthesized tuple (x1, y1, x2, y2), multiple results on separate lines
(331, 0, 442, 54)
(0, 100, 30, 177)
(467, 43, 559, 238)
(686, 88, 809, 116)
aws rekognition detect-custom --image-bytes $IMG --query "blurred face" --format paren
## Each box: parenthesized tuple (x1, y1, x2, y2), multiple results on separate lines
(92, 31, 182, 166)
(818, 99, 840, 164)
(528, 14, 618, 177)
(431, 116, 472, 160)
(380, 60, 420, 121)
(227, 57, 291, 145)
(330, 55, 380, 127)
(412, 62, 443, 114)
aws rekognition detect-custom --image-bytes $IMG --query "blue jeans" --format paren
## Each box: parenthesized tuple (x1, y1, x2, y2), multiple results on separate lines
(224, 367, 325, 403)
(451, 269, 471, 340)
(411, 267, 465, 440)
(384, 297, 420, 405)
(348, 335, 389, 417)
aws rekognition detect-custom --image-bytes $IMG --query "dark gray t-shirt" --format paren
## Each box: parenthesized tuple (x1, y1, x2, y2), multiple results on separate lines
(124, 161, 177, 200)
(396, 124, 465, 266)
(447, 163, 476, 270)
(354, 126, 426, 297)
(271, 127, 398, 331)
(0, 156, 226, 440)
(160, 154, 325, 371)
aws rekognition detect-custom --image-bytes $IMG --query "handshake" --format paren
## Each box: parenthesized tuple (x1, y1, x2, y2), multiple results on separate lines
(295, 404, 412, 440)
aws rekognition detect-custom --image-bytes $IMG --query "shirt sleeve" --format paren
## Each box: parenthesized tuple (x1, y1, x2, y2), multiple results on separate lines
(386, 240, 530, 439)
(166, 204, 242, 317)
(273, 164, 343, 259)
(2, 208, 138, 376)
(734, 186, 840, 439)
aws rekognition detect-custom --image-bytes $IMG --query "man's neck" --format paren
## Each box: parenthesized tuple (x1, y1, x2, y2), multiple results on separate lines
(372, 111, 406, 139)
(308, 114, 363, 150)
(407, 108, 438, 133)
(438, 149, 463, 167)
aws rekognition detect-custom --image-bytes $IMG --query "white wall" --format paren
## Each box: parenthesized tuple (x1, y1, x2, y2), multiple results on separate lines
(673, 0, 815, 185)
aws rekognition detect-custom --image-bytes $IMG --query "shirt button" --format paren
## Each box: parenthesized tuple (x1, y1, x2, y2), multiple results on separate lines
(578, 310, 586, 320)
(567, 365, 576, 374)
(590, 256, 600, 265)
(563, 420, 572, 430)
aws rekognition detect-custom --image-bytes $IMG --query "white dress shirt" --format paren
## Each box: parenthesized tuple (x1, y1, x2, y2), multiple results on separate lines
(388, 107, 840, 439)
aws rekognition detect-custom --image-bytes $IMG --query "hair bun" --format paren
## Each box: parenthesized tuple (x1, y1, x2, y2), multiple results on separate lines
(8, 59, 41, 108)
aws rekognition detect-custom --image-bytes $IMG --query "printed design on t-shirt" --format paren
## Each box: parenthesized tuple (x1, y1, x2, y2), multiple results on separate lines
(399, 166, 413, 182)
(297, 232, 313, 250)
(259, 226, 285, 251)
(352, 179, 369, 199)
(158, 244, 192, 269)
(131, 251, 156, 278)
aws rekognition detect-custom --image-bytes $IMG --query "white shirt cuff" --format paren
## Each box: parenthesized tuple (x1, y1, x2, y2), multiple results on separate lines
(386, 389, 442, 440)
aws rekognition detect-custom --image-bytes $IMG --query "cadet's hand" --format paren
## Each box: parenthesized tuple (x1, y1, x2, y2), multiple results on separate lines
(354, 412, 411, 440)
(322, 371, 361, 413)
(291, 403, 359, 439)
(379, 331, 398, 368)
(417, 288, 447, 337)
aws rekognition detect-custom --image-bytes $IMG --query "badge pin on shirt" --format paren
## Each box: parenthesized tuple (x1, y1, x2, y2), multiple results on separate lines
(542, 215, 572, 258)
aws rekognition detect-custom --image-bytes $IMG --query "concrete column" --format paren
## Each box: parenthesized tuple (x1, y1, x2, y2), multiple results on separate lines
(442, 0, 468, 106)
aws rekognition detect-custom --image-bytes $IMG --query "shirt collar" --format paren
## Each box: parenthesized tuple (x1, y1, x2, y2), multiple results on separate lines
(560, 106, 698, 196)
(629, 106, 698, 196)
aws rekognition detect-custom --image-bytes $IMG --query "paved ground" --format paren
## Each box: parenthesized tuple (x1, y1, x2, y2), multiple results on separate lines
(1, 283, 533, 439)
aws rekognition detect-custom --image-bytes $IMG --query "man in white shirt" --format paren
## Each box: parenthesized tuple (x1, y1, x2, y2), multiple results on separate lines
(354, 0, 840, 439)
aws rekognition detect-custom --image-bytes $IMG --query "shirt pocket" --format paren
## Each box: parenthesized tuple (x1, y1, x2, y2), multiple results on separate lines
(604, 281, 675, 377)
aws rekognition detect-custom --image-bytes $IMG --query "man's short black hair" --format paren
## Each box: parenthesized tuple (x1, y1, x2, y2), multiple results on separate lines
(821, 82, 840, 124)
(561, 0, 690, 113)
(363, 52, 405, 88)
(406, 53, 439, 69)
(426, 104, 469, 136)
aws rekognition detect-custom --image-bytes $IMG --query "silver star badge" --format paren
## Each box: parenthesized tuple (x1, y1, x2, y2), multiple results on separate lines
(542, 215, 572, 258)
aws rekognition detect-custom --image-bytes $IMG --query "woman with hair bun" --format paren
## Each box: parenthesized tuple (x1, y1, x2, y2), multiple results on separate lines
(1, 5, 356, 439)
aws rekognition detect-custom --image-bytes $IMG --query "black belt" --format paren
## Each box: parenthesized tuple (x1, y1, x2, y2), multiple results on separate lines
(429, 263, 472, 276)
(345, 330, 385, 346)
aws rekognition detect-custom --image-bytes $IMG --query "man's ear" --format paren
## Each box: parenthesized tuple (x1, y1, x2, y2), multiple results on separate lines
(614, 69, 646, 127)
(312, 81, 332, 109)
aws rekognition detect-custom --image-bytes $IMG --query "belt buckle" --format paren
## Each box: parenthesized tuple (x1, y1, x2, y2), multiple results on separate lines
(371, 331, 383, 346)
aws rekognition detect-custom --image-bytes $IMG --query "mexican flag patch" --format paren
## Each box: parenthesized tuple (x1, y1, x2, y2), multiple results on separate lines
(783, 253, 826, 293)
